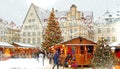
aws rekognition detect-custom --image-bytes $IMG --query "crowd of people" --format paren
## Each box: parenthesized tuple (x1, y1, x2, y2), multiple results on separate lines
(35, 47, 78, 69)
(47, 48, 77, 69)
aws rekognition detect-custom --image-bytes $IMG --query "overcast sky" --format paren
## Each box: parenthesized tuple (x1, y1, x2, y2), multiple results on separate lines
(0, 0, 119, 26)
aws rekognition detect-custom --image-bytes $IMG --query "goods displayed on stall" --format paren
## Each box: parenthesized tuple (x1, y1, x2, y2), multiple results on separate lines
(12, 42, 38, 58)
(50, 37, 96, 67)
(0, 42, 14, 61)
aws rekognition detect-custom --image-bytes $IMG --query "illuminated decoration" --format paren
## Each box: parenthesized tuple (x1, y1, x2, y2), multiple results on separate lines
(42, 8, 63, 51)
(91, 38, 115, 68)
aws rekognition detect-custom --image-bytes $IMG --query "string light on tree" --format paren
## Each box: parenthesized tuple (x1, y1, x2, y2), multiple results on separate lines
(42, 8, 63, 51)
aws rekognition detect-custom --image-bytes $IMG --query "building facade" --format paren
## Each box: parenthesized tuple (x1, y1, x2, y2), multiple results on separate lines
(0, 18, 8, 42)
(0, 19, 20, 43)
(20, 4, 47, 47)
(94, 10, 120, 44)
(20, 4, 94, 47)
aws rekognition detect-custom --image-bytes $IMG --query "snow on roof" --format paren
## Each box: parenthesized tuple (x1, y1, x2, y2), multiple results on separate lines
(13, 42, 35, 48)
(34, 4, 68, 21)
(109, 42, 120, 47)
(34, 5, 50, 22)
(0, 42, 14, 47)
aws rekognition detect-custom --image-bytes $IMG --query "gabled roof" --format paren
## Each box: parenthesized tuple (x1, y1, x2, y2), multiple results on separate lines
(61, 36, 96, 45)
(33, 4, 68, 21)
(24, 3, 68, 29)
(33, 4, 50, 22)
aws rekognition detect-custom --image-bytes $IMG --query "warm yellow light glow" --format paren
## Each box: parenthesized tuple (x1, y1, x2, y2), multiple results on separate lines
(62, 44, 65, 47)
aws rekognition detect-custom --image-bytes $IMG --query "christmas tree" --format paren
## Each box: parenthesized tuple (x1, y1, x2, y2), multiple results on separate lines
(91, 38, 115, 68)
(42, 8, 63, 51)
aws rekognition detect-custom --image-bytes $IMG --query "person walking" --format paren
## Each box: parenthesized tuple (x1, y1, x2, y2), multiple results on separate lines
(71, 55, 77, 69)
(36, 49, 40, 62)
(52, 49, 60, 69)
(48, 52, 53, 64)
(39, 50, 45, 66)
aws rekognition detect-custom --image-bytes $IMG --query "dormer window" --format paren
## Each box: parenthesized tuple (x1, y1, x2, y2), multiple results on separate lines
(117, 14, 120, 16)
(109, 15, 112, 17)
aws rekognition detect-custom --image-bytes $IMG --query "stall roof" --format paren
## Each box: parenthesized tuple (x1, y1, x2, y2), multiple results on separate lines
(0, 42, 14, 48)
(65, 44, 96, 46)
(13, 42, 35, 48)
(109, 42, 120, 47)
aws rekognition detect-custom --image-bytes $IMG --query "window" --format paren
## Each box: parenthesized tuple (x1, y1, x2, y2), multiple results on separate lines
(33, 38, 35, 44)
(112, 36, 115, 42)
(32, 19, 35, 22)
(107, 37, 110, 42)
(70, 28, 72, 33)
(28, 19, 31, 22)
(117, 14, 120, 16)
(98, 28, 101, 33)
(109, 15, 112, 17)
(31, 13, 33, 16)
(37, 38, 41, 43)
(23, 32, 26, 36)
(37, 32, 40, 36)
(23, 39, 26, 43)
(28, 32, 31, 36)
(74, 29, 78, 33)
(32, 32, 36, 36)
(28, 38, 30, 43)
(112, 28, 115, 32)
(71, 15, 75, 20)
(106, 28, 110, 33)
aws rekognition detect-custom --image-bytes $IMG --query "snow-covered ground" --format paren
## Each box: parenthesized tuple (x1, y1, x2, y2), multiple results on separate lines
(0, 58, 53, 69)
(1, 58, 115, 69)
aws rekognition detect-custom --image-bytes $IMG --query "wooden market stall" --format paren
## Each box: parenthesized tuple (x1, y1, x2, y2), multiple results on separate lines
(52, 36, 96, 66)
(0, 42, 15, 60)
(12, 42, 38, 58)
(109, 42, 120, 69)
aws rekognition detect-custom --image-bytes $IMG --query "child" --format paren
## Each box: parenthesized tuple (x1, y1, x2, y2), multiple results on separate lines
(71, 56, 77, 69)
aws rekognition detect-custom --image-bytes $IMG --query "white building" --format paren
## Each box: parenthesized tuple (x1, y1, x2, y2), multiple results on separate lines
(20, 3, 94, 48)
(94, 10, 120, 44)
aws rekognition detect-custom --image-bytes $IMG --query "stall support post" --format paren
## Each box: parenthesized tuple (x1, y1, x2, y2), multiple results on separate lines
(81, 64, 84, 69)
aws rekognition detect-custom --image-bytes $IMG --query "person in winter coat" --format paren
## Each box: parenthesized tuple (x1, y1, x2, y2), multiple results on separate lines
(48, 52, 53, 64)
(52, 49, 60, 69)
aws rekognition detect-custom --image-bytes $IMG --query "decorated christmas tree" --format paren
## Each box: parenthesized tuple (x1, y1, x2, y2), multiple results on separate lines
(42, 8, 63, 51)
(91, 38, 115, 68)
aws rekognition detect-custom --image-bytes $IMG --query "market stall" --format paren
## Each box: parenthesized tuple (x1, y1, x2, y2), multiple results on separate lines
(109, 42, 120, 69)
(12, 42, 38, 58)
(51, 37, 96, 67)
(0, 42, 15, 60)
